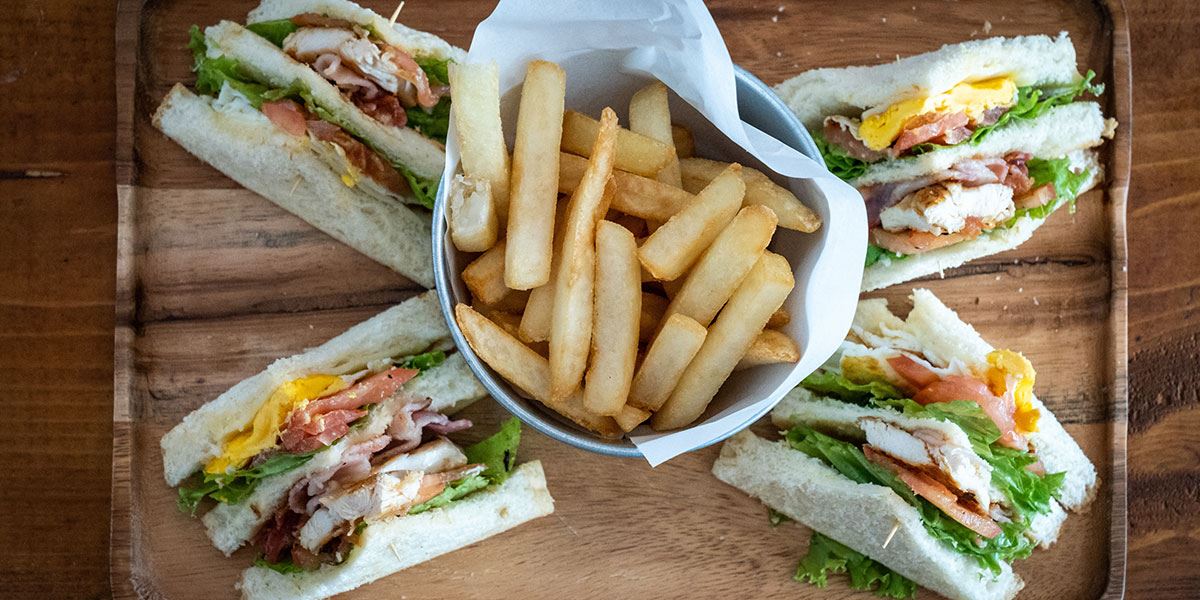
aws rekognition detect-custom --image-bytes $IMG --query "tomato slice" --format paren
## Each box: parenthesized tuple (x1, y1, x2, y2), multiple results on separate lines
(261, 99, 309, 137)
(887, 355, 941, 389)
(865, 446, 1002, 539)
(914, 375, 1026, 449)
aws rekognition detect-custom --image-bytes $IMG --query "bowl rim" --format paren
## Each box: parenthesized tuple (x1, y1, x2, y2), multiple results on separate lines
(432, 64, 825, 458)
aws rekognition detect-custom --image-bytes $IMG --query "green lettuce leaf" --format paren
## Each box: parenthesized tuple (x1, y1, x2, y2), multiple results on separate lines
(400, 167, 440, 209)
(408, 473, 491, 515)
(813, 130, 870, 181)
(189, 25, 274, 108)
(253, 555, 306, 574)
(865, 244, 908, 268)
(177, 449, 319, 515)
(408, 417, 523, 514)
(465, 416, 522, 484)
(246, 18, 298, 47)
(406, 96, 451, 144)
(398, 350, 447, 373)
(786, 424, 1036, 573)
(416, 57, 452, 87)
(800, 372, 906, 404)
(795, 532, 918, 599)
(1004, 157, 1093, 227)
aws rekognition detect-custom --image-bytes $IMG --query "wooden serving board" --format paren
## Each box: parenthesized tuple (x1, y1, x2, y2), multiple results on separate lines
(112, 0, 1130, 598)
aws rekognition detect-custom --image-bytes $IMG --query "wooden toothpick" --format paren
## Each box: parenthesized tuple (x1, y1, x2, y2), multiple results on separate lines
(388, 1, 405, 27)
(881, 521, 900, 549)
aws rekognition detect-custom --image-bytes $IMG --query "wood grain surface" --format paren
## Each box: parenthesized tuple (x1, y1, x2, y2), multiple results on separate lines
(0, 0, 1196, 599)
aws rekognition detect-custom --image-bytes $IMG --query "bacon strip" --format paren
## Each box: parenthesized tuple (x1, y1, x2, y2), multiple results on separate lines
(386, 47, 441, 109)
(279, 367, 418, 454)
(893, 111, 971, 155)
(378, 397, 473, 459)
(306, 119, 411, 196)
(865, 445, 1002, 539)
(871, 217, 984, 255)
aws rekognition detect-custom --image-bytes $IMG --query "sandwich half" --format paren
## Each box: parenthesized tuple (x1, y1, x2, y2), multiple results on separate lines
(162, 292, 553, 598)
(713, 289, 1097, 600)
(775, 33, 1117, 291)
(155, 0, 464, 286)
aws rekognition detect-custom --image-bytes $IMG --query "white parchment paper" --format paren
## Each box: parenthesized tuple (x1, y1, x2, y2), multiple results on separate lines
(443, 0, 866, 465)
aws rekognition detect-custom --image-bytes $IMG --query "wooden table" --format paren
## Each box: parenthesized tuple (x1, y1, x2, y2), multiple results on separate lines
(0, 1, 1195, 597)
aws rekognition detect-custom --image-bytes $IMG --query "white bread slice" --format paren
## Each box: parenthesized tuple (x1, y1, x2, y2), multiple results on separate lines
(901, 289, 1099, 510)
(713, 431, 1023, 600)
(159, 291, 448, 487)
(201, 352, 488, 555)
(247, 0, 466, 64)
(862, 149, 1102, 292)
(775, 32, 1080, 131)
(852, 102, 1112, 187)
(239, 460, 554, 600)
(203, 20, 445, 180)
(770, 387, 978, 452)
(153, 84, 434, 286)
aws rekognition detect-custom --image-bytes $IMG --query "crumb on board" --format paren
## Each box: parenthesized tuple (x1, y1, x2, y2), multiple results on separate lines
(984, 20, 993, 34)
(778, 5, 785, 11)
(1033, 297, 1040, 306)
(771, 15, 778, 22)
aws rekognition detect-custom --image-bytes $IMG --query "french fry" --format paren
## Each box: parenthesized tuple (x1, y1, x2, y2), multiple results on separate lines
(447, 175, 498, 252)
(456, 303, 548, 401)
(664, 204, 778, 326)
(735, 329, 800, 371)
(550, 108, 619, 402)
(638, 163, 745, 281)
(628, 313, 707, 412)
(671, 124, 695, 159)
(449, 62, 510, 219)
(474, 305, 523, 339)
(767, 307, 791, 329)
(584, 221, 641, 416)
(638, 292, 668, 343)
(462, 241, 509, 305)
(517, 202, 569, 343)
(559, 152, 692, 221)
(456, 304, 620, 437)
(613, 404, 651, 433)
(561, 110, 673, 177)
(652, 252, 795, 430)
(506, 60, 566, 290)
(629, 82, 682, 187)
(680, 157, 821, 233)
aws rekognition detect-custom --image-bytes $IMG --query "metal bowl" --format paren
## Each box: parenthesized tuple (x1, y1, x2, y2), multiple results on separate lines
(432, 65, 823, 458)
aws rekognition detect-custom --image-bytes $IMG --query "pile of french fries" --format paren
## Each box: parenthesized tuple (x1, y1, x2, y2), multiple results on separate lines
(446, 59, 821, 437)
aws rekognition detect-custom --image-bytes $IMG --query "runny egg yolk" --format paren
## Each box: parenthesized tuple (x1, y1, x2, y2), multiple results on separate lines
(857, 77, 1018, 151)
(985, 349, 1039, 433)
(204, 374, 348, 475)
